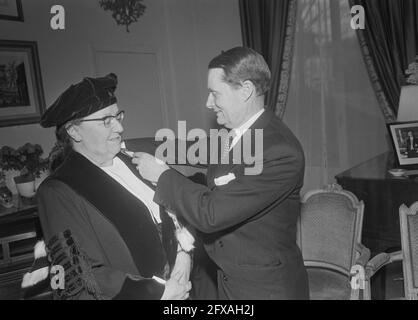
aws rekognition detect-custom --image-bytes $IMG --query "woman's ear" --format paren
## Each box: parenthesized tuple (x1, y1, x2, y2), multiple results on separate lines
(66, 125, 82, 143)
(240, 80, 255, 102)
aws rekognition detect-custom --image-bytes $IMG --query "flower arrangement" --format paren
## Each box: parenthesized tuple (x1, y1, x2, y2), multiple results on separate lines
(405, 55, 418, 85)
(0, 143, 49, 182)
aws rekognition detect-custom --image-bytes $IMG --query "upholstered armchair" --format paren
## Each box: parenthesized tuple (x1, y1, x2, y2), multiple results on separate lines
(297, 183, 371, 300)
(362, 202, 418, 300)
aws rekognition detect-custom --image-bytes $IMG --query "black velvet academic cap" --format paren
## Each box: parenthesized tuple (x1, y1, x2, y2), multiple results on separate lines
(40, 73, 118, 128)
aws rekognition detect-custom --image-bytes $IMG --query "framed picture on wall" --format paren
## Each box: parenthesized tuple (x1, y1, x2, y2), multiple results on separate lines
(0, 40, 45, 127)
(0, 0, 24, 21)
(387, 121, 418, 167)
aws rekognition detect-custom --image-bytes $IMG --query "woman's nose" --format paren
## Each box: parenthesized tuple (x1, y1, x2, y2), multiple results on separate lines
(112, 118, 124, 133)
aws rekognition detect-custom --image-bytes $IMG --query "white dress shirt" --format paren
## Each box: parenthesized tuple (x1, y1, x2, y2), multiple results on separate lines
(229, 108, 265, 150)
(101, 157, 161, 223)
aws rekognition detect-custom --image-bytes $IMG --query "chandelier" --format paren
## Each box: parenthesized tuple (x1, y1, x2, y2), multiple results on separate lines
(99, 0, 146, 33)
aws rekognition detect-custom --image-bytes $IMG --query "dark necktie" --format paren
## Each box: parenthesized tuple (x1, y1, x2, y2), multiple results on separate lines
(222, 130, 236, 159)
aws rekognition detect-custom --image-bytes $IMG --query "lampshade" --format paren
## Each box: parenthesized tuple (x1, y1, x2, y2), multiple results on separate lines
(397, 85, 418, 121)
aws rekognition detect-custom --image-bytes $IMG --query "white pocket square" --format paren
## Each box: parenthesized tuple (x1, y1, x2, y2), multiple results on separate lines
(214, 173, 236, 186)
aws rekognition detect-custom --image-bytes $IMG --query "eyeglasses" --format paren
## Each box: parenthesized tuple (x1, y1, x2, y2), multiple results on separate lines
(79, 110, 125, 128)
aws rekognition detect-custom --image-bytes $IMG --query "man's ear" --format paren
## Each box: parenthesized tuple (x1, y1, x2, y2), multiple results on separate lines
(240, 80, 255, 102)
(66, 125, 82, 143)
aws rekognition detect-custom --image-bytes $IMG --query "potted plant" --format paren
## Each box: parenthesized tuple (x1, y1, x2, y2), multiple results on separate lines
(0, 143, 49, 197)
(0, 171, 13, 208)
(0, 146, 21, 194)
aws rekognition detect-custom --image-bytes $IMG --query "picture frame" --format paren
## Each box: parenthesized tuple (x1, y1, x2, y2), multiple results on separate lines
(0, 40, 45, 127)
(387, 121, 418, 167)
(0, 0, 24, 21)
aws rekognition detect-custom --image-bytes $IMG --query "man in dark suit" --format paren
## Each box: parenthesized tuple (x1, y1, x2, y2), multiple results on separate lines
(131, 47, 309, 299)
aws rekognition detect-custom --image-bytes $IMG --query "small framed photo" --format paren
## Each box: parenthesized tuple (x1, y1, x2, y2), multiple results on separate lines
(0, 0, 24, 21)
(0, 40, 45, 127)
(387, 121, 418, 167)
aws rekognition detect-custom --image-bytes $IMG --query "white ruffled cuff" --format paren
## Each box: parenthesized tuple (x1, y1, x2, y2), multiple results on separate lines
(166, 210, 195, 252)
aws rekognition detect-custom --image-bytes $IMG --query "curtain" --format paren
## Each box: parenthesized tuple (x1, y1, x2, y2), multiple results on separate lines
(349, 0, 418, 122)
(239, 0, 298, 118)
(284, 0, 388, 193)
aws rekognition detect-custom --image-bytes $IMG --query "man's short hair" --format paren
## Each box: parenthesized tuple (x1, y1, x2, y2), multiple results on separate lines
(208, 47, 271, 96)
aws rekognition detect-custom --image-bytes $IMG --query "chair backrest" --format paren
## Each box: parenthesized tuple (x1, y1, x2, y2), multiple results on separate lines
(297, 183, 365, 276)
(399, 202, 418, 300)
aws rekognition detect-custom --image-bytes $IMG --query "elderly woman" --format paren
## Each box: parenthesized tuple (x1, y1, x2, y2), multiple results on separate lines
(31, 73, 193, 300)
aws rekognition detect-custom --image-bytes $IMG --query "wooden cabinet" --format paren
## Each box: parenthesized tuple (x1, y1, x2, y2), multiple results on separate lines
(335, 151, 412, 299)
(0, 197, 42, 300)
(335, 151, 418, 255)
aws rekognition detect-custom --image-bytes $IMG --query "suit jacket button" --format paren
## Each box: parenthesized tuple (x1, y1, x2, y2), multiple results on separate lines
(223, 275, 228, 281)
(219, 240, 224, 247)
